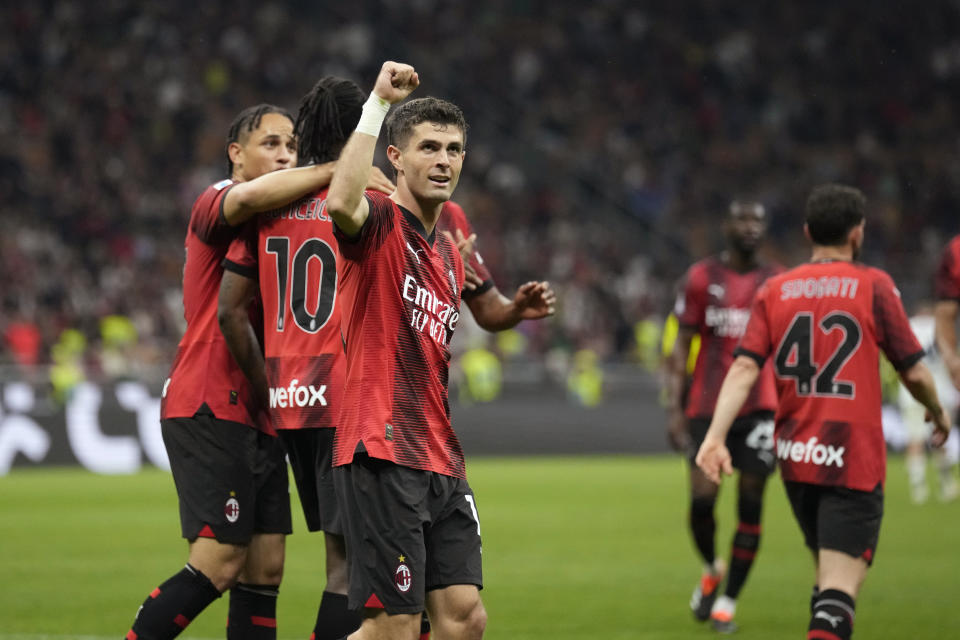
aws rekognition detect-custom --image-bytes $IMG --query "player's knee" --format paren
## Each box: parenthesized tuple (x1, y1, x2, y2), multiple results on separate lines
(462, 598, 487, 639)
(258, 557, 285, 586)
(204, 561, 244, 592)
(189, 542, 248, 591)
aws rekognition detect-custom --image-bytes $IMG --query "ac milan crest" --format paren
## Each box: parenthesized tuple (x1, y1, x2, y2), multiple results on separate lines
(224, 497, 240, 523)
(395, 562, 412, 593)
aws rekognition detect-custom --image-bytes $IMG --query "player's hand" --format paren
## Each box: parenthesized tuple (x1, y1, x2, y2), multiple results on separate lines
(926, 405, 952, 448)
(513, 281, 556, 319)
(367, 166, 395, 194)
(666, 408, 691, 453)
(695, 436, 734, 484)
(373, 61, 419, 104)
(443, 229, 482, 291)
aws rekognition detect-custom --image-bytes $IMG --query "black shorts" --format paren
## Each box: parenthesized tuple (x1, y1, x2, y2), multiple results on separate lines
(162, 415, 292, 545)
(688, 411, 776, 475)
(334, 453, 483, 614)
(279, 428, 341, 535)
(783, 481, 883, 565)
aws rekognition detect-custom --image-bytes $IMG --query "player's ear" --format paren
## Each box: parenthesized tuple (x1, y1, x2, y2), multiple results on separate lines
(803, 223, 812, 243)
(386, 144, 402, 173)
(228, 142, 244, 170)
(849, 221, 865, 245)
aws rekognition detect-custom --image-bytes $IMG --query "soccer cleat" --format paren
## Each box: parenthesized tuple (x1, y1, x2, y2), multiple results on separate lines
(690, 572, 723, 622)
(710, 609, 738, 634)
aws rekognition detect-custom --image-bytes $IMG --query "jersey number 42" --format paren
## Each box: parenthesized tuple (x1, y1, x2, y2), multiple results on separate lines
(774, 311, 862, 398)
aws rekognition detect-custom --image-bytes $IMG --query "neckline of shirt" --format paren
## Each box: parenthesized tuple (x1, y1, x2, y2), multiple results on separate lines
(397, 204, 436, 247)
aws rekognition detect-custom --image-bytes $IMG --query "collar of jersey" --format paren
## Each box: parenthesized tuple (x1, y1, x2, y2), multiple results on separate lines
(397, 204, 436, 247)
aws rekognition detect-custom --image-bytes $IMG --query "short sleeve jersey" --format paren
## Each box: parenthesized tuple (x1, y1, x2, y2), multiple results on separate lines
(676, 256, 781, 419)
(223, 188, 344, 431)
(160, 179, 270, 433)
(333, 192, 466, 478)
(736, 261, 924, 491)
(436, 201, 494, 299)
(934, 234, 960, 301)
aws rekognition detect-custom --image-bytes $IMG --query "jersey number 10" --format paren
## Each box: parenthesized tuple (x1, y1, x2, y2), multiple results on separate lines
(265, 236, 337, 334)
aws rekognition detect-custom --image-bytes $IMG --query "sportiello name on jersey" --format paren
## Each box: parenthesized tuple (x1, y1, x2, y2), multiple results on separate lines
(403, 274, 460, 346)
(269, 379, 327, 409)
(780, 276, 859, 301)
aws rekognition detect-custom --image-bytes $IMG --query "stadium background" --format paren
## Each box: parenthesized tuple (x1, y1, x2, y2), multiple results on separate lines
(2, 2, 960, 638)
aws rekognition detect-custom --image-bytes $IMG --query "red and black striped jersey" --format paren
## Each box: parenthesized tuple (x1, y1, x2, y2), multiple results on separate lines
(161, 179, 272, 433)
(934, 234, 960, 301)
(224, 187, 344, 431)
(676, 256, 781, 419)
(736, 261, 923, 491)
(333, 191, 466, 478)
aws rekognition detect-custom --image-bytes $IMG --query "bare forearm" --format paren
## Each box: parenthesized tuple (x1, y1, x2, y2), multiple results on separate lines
(224, 163, 335, 225)
(467, 290, 519, 332)
(705, 356, 759, 441)
(900, 362, 944, 415)
(325, 130, 376, 235)
(220, 311, 269, 406)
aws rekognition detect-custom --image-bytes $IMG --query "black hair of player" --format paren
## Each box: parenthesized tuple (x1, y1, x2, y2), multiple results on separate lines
(225, 104, 294, 175)
(805, 184, 866, 246)
(385, 97, 468, 151)
(295, 77, 365, 165)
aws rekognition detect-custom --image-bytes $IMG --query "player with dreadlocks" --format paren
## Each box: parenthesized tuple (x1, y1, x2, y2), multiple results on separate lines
(219, 76, 394, 640)
(127, 92, 392, 640)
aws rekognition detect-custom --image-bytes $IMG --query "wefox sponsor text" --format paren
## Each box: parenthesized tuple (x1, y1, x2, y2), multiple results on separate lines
(776, 436, 845, 467)
(270, 379, 327, 409)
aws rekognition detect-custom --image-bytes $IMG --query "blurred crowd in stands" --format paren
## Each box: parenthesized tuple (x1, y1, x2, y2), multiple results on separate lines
(2, 1, 960, 392)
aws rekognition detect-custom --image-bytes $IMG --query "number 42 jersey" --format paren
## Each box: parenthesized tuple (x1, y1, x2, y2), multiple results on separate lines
(224, 187, 344, 431)
(735, 261, 923, 491)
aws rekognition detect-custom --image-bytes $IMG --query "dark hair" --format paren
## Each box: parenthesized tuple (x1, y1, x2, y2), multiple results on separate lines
(385, 97, 468, 150)
(805, 184, 866, 246)
(225, 104, 293, 175)
(295, 77, 365, 165)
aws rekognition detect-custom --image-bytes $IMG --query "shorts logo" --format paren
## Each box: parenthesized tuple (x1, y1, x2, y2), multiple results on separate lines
(225, 495, 240, 523)
(395, 556, 412, 593)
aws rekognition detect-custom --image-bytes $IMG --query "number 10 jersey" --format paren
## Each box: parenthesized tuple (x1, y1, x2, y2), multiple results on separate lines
(224, 187, 344, 431)
(735, 260, 923, 491)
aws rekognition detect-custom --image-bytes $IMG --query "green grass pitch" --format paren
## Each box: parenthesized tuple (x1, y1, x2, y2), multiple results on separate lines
(0, 455, 957, 639)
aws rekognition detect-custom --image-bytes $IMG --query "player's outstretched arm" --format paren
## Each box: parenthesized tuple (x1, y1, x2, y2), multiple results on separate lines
(218, 270, 269, 410)
(696, 355, 759, 483)
(465, 281, 556, 332)
(899, 360, 952, 447)
(223, 163, 335, 226)
(327, 61, 419, 237)
(934, 300, 960, 391)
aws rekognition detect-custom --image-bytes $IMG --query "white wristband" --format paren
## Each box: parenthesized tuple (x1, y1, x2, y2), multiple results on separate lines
(356, 93, 390, 137)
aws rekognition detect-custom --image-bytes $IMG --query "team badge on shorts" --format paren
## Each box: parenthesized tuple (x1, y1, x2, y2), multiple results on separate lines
(395, 555, 412, 593)
(225, 492, 240, 523)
